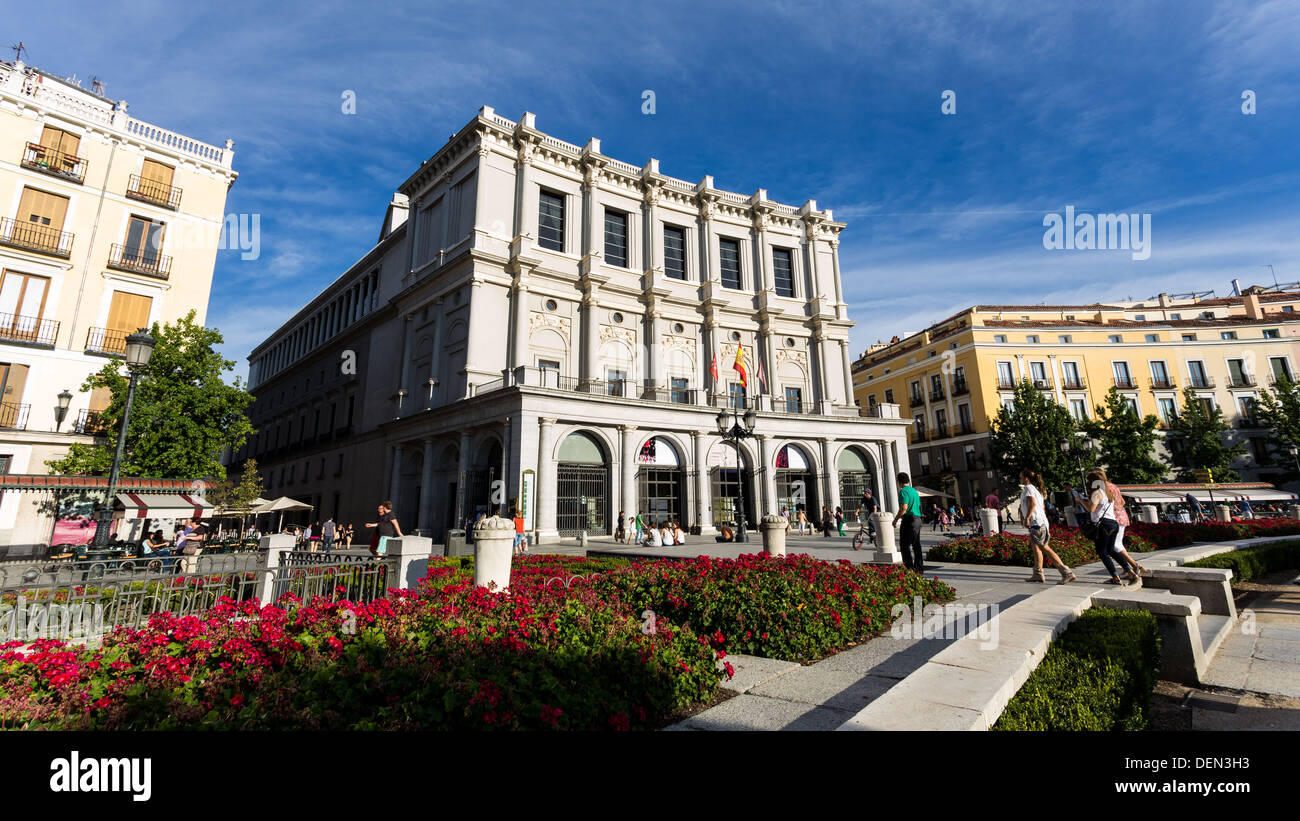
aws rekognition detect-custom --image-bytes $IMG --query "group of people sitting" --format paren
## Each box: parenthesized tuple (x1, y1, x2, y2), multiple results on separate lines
(616, 512, 687, 546)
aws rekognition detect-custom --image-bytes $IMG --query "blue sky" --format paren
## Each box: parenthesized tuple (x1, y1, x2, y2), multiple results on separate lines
(14, 0, 1300, 381)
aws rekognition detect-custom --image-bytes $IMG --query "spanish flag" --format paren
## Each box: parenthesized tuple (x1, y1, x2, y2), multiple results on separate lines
(733, 345, 748, 388)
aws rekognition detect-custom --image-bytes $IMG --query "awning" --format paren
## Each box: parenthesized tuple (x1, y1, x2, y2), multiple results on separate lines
(114, 493, 213, 519)
(1119, 490, 1186, 504)
(915, 487, 956, 500)
(1231, 489, 1298, 502)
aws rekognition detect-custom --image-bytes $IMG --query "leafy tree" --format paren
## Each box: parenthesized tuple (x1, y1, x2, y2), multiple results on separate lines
(1253, 375, 1300, 480)
(208, 458, 265, 513)
(1080, 387, 1166, 483)
(48, 312, 255, 481)
(1163, 387, 1245, 482)
(987, 379, 1083, 493)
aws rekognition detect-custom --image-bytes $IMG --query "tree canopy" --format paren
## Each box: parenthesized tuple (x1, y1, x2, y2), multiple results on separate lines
(1163, 386, 1245, 482)
(987, 379, 1083, 492)
(1081, 387, 1167, 484)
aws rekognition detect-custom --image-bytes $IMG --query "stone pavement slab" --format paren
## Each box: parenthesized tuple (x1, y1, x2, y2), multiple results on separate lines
(749, 667, 898, 712)
(671, 694, 855, 731)
(719, 654, 800, 694)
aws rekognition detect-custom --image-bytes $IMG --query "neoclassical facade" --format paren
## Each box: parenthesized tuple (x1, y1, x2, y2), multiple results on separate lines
(237, 108, 908, 541)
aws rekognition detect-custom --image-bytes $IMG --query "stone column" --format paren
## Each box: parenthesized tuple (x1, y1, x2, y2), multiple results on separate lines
(758, 434, 776, 516)
(535, 418, 558, 542)
(1138, 504, 1159, 524)
(821, 438, 841, 517)
(867, 512, 901, 565)
(581, 289, 599, 389)
(979, 507, 1000, 535)
(620, 425, 639, 523)
(692, 430, 712, 532)
(760, 514, 788, 557)
(840, 341, 854, 407)
(510, 282, 529, 373)
(389, 444, 404, 506)
(758, 318, 776, 411)
(419, 437, 435, 534)
(472, 516, 514, 592)
(454, 431, 471, 528)
(881, 440, 899, 512)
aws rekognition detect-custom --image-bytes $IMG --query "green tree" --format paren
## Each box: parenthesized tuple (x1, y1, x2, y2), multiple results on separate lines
(208, 458, 265, 513)
(1254, 375, 1300, 480)
(1080, 387, 1167, 483)
(1163, 387, 1245, 482)
(987, 379, 1083, 492)
(48, 312, 255, 481)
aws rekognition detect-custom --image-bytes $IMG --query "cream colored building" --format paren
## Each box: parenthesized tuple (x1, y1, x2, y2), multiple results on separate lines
(0, 59, 237, 550)
(852, 288, 1300, 506)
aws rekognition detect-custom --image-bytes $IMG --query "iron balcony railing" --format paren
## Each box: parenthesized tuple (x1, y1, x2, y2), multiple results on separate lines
(1030, 377, 1053, 390)
(85, 326, 129, 356)
(21, 142, 87, 184)
(1270, 372, 1294, 385)
(108, 243, 172, 279)
(0, 216, 74, 258)
(951, 378, 969, 395)
(125, 174, 183, 210)
(1149, 377, 1177, 390)
(1061, 376, 1086, 390)
(1226, 374, 1256, 388)
(0, 402, 30, 431)
(773, 398, 804, 414)
(996, 379, 1017, 390)
(956, 422, 975, 436)
(929, 387, 945, 401)
(909, 394, 925, 408)
(0, 312, 59, 347)
(1188, 375, 1216, 389)
(930, 423, 949, 440)
(1113, 376, 1137, 390)
(74, 408, 110, 435)
(1236, 417, 1266, 429)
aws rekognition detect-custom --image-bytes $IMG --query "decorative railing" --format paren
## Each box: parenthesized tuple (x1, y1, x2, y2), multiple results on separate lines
(1188, 375, 1216, 389)
(21, 141, 86, 183)
(0, 402, 30, 431)
(107, 242, 172, 279)
(1113, 377, 1137, 390)
(125, 174, 182, 209)
(1061, 377, 1086, 390)
(0, 312, 59, 346)
(85, 326, 129, 356)
(1226, 374, 1256, 388)
(73, 408, 109, 435)
(1149, 377, 1177, 390)
(123, 117, 229, 166)
(951, 378, 969, 395)
(0, 216, 74, 258)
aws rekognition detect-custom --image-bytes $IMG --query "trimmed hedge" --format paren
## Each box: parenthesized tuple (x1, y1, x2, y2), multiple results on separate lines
(993, 607, 1161, 731)
(1186, 539, 1300, 585)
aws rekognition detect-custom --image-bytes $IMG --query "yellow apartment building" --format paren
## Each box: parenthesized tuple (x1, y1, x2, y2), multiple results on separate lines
(851, 287, 1300, 507)
(0, 59, 237, 550)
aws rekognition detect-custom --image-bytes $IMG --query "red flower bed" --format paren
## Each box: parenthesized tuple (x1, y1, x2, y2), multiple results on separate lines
(927, 527, 1155, 567)
(1126, 518, 1300, 549)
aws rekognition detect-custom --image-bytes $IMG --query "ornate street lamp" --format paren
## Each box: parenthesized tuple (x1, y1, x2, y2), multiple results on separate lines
(92, 330, 155, 548)
(1058, 435, 1092, 486)
(1289, 445, 1299, 477)
(715, 405, 757, 542)
(54, 390, 72, 432)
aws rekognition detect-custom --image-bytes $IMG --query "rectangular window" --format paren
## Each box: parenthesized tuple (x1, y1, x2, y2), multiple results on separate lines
(1158, 397, 1177, 423)
(606, 368, 627, 397)
(1062, 361, 1082, 388)
(1134, 315, 1146, 321)
(1058, 335, 1072, 344)
(102, 290, 153, 352)
(918, 451, 930, 474)
(913, 415, 926, 441)
(783, 386, 802, 413)
(0, 270, 51, 333)
(603, 209, 628, 268)
(15, 186, 70, 252)
(538, 359, 560, 387)
(772, 248, 794, 297)
(34, 125, 82, 176)
(1250, 437, 1272, 465)
(1227, 358, 1250, 386)
(957, 404, 972, 433)
(728, 382, 747, 409)
(1269, 357, 1293, 383)
(1069, 399, 1088, 421)
(1263, 328, 1280, 339)
(963, 445, 976, 471)
(1124, 397, 1140, 416)
(994, 335, 1007, 343)
(1029, 361, 1047, 383)
(1221, 331, 1237, 340)
(1188, 360, 1209, 388)
(1109, 334, 1123, 344)
(996, 361, 1014, 388)
(538, 190, 565, 251)
(1145, 334, 1159, 343)
(1237, 396, 1256, 421)
(1182, 333, 1196, 342)
(884, 389, 894, 405)
(123, 215, 166, 266)
(670, 377, 690, 404)
(1026, 335, 1039, 344)
(719, 238, 742, 290)
(1149, 360, 1170, 388)
(663, 225, 686, 280)
(1113, 361, 1133, 388)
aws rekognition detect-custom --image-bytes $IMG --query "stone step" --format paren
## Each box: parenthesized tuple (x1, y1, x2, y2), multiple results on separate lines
(1198, 614, 1235, 665)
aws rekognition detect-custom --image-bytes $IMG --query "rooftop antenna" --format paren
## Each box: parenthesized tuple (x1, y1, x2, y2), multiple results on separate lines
(90, 76, 105, 95)
(9, 41, 27, 62)
(1263, 264, 1278, 288)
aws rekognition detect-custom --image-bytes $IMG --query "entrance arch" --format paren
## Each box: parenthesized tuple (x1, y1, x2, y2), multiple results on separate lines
(707, 440, 755, 529)
(775, 443, 819, 519)
(837, 446, 877, 510)
(557, 431, 610, 537)
(636, 435, 685, 528)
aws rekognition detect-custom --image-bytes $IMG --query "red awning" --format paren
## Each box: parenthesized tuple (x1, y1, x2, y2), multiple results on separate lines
(114, 493, 213, 519)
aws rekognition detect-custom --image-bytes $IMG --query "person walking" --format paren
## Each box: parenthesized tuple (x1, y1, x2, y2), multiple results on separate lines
(513, 508, 528, 555)
(893, 472, 925, 573)
(615, 510, 626, 543)
(986, 490, 1003, 531)
(322, 517, 336, 552)
(835, 506, 845, 537)
(1075, 469, 1125, 585)
(797, 508, 809, 535)
(341, 524, 353, 550)
(820, 505, 834, 538)
(364, 501, 403, 556)
(1020, 470, 1076, 584)
(1105, 478, 1145, 582)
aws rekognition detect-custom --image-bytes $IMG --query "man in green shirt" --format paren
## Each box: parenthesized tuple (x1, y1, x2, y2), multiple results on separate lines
(892, 472, 925, 573)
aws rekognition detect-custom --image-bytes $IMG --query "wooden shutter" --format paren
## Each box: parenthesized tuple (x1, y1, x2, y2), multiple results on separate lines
(17, 187, 69, 232)
(141, 159, 174, 188)
(89, 386, 112, 413)
(106, 291, 153, 335)
(0, 362, 29, 403)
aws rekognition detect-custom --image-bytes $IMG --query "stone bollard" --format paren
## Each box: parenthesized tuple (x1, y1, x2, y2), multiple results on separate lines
(1215, 504, 1232, 522)
(383, 537, 433, 591)
(759, 514, 788, 557)
(1291, 504, 1300, 521)
(1138, 504, 1159, 524)
(979, 507, 1000, 535)
(579, 531, 589, 548)
(868, 512, 902, 565)
(473, 515, 515, 592)
(257, 534, 297, 606)
(1064, 507, 1079, 528)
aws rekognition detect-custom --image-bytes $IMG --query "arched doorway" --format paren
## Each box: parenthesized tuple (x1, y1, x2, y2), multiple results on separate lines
(469, 439, 503, 519)
(837, 446, 877, 510)
(775, 443, 818, 519)
(557, 431, 610, 537)
(707, 440, 754, 530)
(636, 436, 685, 528)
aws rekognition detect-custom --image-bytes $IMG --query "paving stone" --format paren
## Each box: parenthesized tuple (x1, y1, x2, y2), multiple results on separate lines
(838, 697, 987, 731)
(719, 654, 801, 694)
(1212, 630, 1257, 659)
(1201, 656, 1251, 690)
(677, 693, 853, 731)
(813, 636, 945, 678)
(1243, 660, 1300, 698)
(1251, 637, 1300, 665)
(930, 639, 1041, 694)
(750, 666, 898, 711)
(1256, 625, 1300, 643)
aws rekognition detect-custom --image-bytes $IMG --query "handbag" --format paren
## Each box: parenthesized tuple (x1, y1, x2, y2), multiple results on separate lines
(1077, 515, 1098, 541)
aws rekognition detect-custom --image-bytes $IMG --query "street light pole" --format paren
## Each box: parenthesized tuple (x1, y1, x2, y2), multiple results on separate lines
(92, 331, 155, 549)
(716, 405, 757, 543)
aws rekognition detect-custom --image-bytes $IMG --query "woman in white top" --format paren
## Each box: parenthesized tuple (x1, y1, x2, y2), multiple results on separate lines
(672, 522, 686, 545)
(660, 523, 674, 547)
(1074, 468, 1125, 585)
(1019, 469, 1075, 584)
(646, 524, 663, 547)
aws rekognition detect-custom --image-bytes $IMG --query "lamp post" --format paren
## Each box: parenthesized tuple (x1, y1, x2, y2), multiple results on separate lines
(1290, 445, 1299, 477)
(92, 330, 155, 549)
(715, 405, 757, 543)
(1058, 435, 1092, 486)
(54, 390, 72, 432)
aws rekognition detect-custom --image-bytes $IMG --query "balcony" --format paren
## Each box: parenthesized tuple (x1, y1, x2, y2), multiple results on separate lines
(0, 313, 60, 348)
(125, 174, 182, 210)
(0, 217, 74, 258)
(1237, 417, 1266, 429)
(73, 408, 110, 435)
(20, 142, 86, 184)
(1061, 376, 1086, 391)
(951, 378, 970, 396)
(1113, 377, 1138, 390)
(955, 422, 975, 436)
(1226, 374, 1257, 389)
(930, 423, 949, 440)
(1149, 377, 1177, 390)
(929, 387, 945, 402)
(0, 402, 30, 431)
(773, 398, 805, 414)
(85, 327, 130, 356)
(1030, 378, 1053, 390)
(1188, 375, 1215, 389)
(911, 427, 927, 444)
(909, 394, 925, 408)
(1270, 372, 1295, 386)
(107, 243, 172, 280)
(996, 379, 1017, 390)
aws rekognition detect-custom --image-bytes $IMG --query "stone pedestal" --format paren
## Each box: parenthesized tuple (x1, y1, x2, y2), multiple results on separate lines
(1215, 504, 1232, 522)
(1290, 504, 1300, 521)
(759, 514, 788, 557)
(473, 515, 515, 592)
(868, 512, 902, 565)
(1064, 507, 1079, 528)
(384, 537, 433, 591)
(256, 534, 297, 606)
(979, 508, 1000, 535)
(1137, 504, 1159, 524)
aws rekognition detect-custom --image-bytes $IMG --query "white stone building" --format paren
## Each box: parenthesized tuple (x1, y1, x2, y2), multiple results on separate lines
(236, 108, 907, 542)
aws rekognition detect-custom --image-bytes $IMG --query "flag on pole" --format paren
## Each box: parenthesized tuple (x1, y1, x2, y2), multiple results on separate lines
(733, 345, 749, 388)
(710, 352, 719, 385)
(755, 354, 767, 393)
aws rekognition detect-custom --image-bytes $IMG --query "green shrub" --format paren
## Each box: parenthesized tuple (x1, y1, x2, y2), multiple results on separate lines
(1186, 539, 1300, 585)
(994, 607, 1161, 731)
